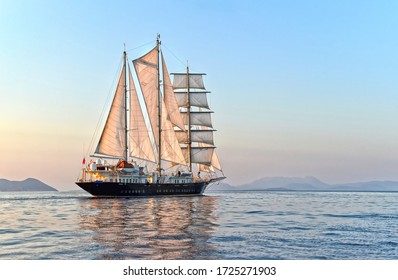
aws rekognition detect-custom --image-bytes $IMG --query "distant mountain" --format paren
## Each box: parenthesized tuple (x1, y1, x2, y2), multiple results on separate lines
(331, 181, 398, 192)
(238, 176, 329, 191)
(0, 178, 58, 192)
(208, 182, 234, 191)
(211, 176, 398, 192)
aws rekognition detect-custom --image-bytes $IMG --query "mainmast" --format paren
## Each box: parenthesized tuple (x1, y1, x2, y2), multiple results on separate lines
(156, 35, 162, 176)
(123, 49, 129, 161)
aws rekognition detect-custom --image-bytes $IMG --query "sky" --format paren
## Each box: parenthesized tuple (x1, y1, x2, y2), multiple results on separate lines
(1, 0, 398, 190)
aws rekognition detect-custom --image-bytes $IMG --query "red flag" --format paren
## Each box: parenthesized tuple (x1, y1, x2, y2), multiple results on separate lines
(82, 157, 86, 165)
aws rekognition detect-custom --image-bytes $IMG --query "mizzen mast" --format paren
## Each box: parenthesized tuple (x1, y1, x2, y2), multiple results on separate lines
(123, 48, 129, 161)
(156, 34, 162, 176)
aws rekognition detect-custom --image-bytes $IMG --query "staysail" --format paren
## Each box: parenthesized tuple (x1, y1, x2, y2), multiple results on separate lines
(160, 99, 186, 165)
(78, 36, 225, 198)
(95, 63, 126, 158)
(134, 45, 186, 166)
(128, 65, 156, 163)
(133, 46, 159, 147)
(162, 53, 185, 131)
(94, 38, 220, 176)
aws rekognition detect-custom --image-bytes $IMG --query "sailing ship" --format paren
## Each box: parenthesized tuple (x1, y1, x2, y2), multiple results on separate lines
(76, 36, 225, 196)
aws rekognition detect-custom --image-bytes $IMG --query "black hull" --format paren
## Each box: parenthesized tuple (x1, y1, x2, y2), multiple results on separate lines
(76, 181, 209, 197)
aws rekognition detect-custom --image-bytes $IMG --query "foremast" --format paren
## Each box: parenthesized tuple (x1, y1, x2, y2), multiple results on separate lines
(186, 65, 192, 172)
(171, 68, 224, 179)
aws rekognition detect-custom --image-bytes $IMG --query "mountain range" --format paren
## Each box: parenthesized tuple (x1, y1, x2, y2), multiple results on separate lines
(210, 176, 398, 192)
(0, 178, 58, 192)
(2, 176, 398, 192)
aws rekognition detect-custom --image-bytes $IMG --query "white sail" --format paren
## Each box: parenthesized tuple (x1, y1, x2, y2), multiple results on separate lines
(182, 146, 215, 165)
(210, 150, 222, 170)
(174, 92, 209, 109)
(191, 130, 214, 145)
(199, 164, 214, 172)
(162, 53, 185, 130)
(79, 38, 225, 193)
(128, 66, 156, 163)
(175, 130, 188, 144)
(199, 152, 222, 172)
(198, 127, 222, 171)
(160, 99, 186, 165)
(133, 46, 159, 146)
(95, 64, 126, 158)
(175, 130, 214, 145)
(173, 73, 206, 89)
(134, 46, 187, 166)
(172, 68, 222, 173)
(182, 111, 213, 128)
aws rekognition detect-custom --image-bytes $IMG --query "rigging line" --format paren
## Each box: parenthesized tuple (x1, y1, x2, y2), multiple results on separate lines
(86, 55, 124, 157)
(161, 43, 186, 68)
(126, 40, 156, 52)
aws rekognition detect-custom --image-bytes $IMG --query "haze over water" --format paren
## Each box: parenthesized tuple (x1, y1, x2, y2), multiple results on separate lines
(1, 190, 397, 260)
(2, 1, 398, 189)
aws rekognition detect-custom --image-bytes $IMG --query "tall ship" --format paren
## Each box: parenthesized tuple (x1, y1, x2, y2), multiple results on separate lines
(76, 36, 225, 196)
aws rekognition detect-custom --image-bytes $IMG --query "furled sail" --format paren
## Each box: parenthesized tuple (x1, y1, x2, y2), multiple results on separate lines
(133, 46, 159, 146)
(128, 66, 156, 163)
(95, 64, 126, 158)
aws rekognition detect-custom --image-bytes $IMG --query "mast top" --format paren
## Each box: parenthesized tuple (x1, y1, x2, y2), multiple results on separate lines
(157, 34, 161, 47)
(123, 42, 128, 161)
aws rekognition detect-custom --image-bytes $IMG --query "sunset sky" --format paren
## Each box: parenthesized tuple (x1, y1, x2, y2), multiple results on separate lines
(1, 0, 398, 190)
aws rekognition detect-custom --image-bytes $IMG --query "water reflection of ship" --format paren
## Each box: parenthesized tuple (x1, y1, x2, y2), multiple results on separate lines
(78, 195, 219, 259)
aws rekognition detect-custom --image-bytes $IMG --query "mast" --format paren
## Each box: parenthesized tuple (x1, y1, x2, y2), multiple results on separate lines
(186, 65, 192, 172)
(123, 49, 129, 161)
(172, 71, 218, 170)
(157, 35, 162, 176)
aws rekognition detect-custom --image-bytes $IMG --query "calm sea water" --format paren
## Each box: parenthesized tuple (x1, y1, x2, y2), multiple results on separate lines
(0, 190, 397, 259)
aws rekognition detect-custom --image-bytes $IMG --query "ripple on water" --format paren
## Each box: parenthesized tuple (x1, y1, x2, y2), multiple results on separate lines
(1, 191, 398, 259)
